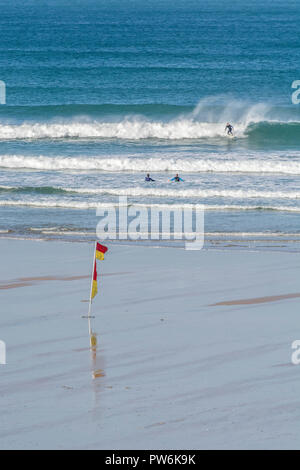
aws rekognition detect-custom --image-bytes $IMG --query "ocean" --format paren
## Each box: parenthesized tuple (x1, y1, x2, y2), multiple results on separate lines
(0, 0, 300, 250)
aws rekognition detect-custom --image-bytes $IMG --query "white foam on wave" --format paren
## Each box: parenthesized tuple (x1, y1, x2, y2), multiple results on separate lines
(0, 98, 295, 141)
(0, 120, 235, 140)
(2, 184, 300, 200)
(1, 155, 300, 175)
(64, 186, 300, 199)
(0, 199, 299, 212)
(0, 100, 282, 141)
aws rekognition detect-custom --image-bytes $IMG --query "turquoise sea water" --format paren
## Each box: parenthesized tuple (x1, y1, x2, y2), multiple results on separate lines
(0, 0, 300, 249)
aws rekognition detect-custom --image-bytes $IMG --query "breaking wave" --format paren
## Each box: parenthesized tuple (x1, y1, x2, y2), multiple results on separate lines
(0, 199, 299, 212)
(1, 185, 300, 200)
(0, 120, 237, 140)
(0, 99, 299, 142)
(1, 155, 300, 175)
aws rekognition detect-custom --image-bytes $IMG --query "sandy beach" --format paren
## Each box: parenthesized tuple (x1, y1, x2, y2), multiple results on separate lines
(1, 239, 300, 449)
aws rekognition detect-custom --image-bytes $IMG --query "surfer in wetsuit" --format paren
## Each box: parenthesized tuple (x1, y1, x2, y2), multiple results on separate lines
(170, 173, 184, 182)
(225, 123, 234, 136)
(145, 173, 155, 182)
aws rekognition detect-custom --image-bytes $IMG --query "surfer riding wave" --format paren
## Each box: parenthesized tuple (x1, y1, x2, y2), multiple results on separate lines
(225, 122, 234, 136)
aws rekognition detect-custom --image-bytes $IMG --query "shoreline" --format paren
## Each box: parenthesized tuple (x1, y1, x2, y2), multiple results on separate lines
(2, 232, 300, 253)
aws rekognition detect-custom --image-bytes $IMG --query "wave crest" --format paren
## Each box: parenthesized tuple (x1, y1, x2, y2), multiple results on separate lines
(1, 155, 300, 175)
(1, 184, 300, 200)
(0, 199, 299, 212)
(0, 99, 298, 141)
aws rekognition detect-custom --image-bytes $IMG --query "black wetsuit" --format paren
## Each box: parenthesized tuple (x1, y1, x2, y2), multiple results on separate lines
(225, 125, 233, 135)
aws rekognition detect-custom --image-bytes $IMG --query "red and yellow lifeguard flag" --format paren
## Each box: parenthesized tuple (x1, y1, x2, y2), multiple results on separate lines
(95, 242, 108, 261)
(91, 243, 108, 300)
(91, 261, 98, 299)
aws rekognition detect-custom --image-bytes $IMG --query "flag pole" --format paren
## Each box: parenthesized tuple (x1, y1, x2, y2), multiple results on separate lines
(87, 241, 97, 342)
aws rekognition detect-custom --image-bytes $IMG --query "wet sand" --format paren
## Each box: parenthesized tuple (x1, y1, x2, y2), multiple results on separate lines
(1, 240, 300, 449)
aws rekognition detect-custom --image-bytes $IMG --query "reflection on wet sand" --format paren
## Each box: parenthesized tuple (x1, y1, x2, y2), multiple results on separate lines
(93, 368, 105, 378)
(90, 332, 105, 380)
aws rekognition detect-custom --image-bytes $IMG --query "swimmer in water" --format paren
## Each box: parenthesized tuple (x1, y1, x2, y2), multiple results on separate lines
(145, 173, 155, 182)
(170, 173, 184, 182)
